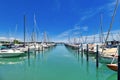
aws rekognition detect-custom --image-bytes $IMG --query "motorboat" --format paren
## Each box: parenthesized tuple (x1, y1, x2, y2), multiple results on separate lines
(0, 48, 25, 58)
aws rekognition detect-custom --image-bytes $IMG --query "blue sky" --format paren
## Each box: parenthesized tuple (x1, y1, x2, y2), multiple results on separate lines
(0, 0, 120, 42)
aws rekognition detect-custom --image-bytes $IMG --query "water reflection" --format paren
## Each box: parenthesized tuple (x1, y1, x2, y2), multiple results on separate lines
(96, 69, 99, 80)
(0, 45, 117, 80)
(81, 52, 83, 65)
(65, 45, 117, 80)
(0, 57, 26, 65)
(27, 46, 56, 66)
(106, 73, 117, 80)
(86, 61, 89, 74)
(65, 46, 86, 64)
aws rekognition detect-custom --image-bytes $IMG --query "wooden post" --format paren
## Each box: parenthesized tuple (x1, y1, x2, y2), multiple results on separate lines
(118, 45, 120, 80)
(81, 45, 83, 59)
(86, 44, 89, 61)
(96, 45, 99, 68)
(27, 47, 30, 66)
(81, 43, 83, 53)
(81, 53, 83, 65)
(28, 47, 30, 59)
(77, 51, 80, 62)
(78, 45, 79, 54)
(34, 49, 36, 58)
(38, 46, 40, 52)
(42, 46, 43, 51)
(81, 43, 83, 58)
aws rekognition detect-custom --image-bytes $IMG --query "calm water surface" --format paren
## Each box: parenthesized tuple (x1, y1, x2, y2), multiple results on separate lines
(0, 45, 117, 80)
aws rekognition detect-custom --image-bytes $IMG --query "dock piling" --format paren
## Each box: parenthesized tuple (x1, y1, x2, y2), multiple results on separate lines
(28, 47, 30, 60)
(118, 45, 120, 80)
(38, 46, 40, 52)
(96, 45, 99, 68)
(78, 45, 79, 54)
(81, 43, 83, 53)
(86, 44, 89, 61)
(34, 50, 36, 58)
(42, 46, 44, 51)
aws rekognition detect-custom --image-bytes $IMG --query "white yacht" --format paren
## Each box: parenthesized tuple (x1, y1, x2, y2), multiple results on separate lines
(0, 49, 25, 58)
(41, 43, 48, 48)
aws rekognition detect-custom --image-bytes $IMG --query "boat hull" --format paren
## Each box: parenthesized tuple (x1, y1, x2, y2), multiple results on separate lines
(99, 56, 117, 64)
(0, 53, 25, 58)
(107, 64, 118, 71)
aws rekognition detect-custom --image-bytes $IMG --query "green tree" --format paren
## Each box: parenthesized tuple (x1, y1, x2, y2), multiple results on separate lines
(13, 39, 20, 44)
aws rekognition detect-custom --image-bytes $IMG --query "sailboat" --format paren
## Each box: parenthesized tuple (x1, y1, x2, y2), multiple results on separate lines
(31, 14, 45, 51)
(0, 20, 26, 58)
(106, 45, 118, 71)
(102, 0, 119, 71)
(15, 15, 30, 52)
(40, 31, 49, 49)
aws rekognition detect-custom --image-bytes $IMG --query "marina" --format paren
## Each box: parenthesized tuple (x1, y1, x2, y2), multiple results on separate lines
(0, 0, 120, 80)
(0, 45, 117, 80)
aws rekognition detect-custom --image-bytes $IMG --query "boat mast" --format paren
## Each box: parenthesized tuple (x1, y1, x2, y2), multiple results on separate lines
(104, 0, 119, 43)
(24, 15, 26, 47)
(68, 36, 71, 44)
(34, 14, 36, 44)
(84, 32, 88, 43)
(14, 24, 18, 44)
(100, 14, 104, 43)
(47, 34, 50, 43)
(44, 32, 47, 43)
(8, 28, 11, 44)
(73, 38, 77, 44)
(102, 0, 119, 53)
(118, 32, 120, 40)
(93, 35, 96, 43)
(80, 33, 84, 43)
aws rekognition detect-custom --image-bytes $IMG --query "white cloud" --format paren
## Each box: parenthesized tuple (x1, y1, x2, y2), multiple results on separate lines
(54, 29, 119, 43)
(0, 37, 22, 41)
(103, 0, 119, 16)
(80, 0, 119, 21)
(82, 26, 88, 31)
(0, 37, 7, 41)
(73, 25, 81, 30)
(80, 8, 100, 21)
(73, 32, 80, 35)
(57, 30, 71, 38)
(57, 25, 89, 41)
(77, 29, 120, 43)
(57, 26, 81, 38)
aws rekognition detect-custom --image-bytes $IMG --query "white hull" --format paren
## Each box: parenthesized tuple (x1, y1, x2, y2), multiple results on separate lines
(0, 53, 24, 58)
(0, 49, 25, 58)
(99, 55, 117, 64)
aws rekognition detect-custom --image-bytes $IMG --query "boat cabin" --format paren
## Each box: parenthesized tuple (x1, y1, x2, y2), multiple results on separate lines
(106, 40, 120, 48)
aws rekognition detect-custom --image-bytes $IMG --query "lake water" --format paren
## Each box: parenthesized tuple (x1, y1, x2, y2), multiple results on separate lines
(0, 45, 117, 80)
